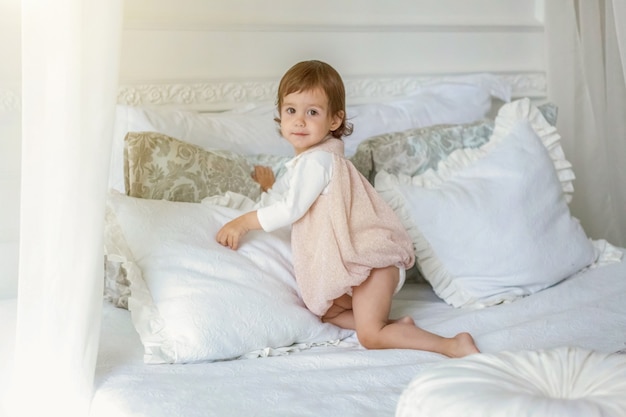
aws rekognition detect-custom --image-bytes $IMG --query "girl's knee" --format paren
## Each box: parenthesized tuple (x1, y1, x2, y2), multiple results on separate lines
(356, 326, 384, 349)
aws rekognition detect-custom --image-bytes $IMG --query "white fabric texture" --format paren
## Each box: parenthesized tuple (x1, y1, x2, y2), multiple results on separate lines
(105, 190, 352, 364)
(545, 1, 626, 247)
(375, 99, 610, 308)
(89, 251, 626, 417)
(396, 347, 626, 417)
(108, 74, 510, 192)
(7, 2, 122, 417)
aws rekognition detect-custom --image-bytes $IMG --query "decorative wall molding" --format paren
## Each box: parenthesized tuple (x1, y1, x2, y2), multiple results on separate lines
(117, 72, 547, 111)
(118, 81, 279, 111)
(499, 72, 547, 98)
(0, 90, 20, 112)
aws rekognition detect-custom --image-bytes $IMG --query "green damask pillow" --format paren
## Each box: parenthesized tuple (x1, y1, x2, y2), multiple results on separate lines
(350, 120, 493, 182)
(350, 102, 557, 183)
(124, 131, 267, 202)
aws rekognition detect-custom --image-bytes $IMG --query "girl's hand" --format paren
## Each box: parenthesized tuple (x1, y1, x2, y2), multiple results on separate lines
(216, 211, 261, 250)
(252, 165, 275, 192)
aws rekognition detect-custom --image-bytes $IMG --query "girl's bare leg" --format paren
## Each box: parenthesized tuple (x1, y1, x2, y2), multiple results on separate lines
(322, 295, 415, 330)
(322, 293, 355, 329)
(350, 266, 479, 358)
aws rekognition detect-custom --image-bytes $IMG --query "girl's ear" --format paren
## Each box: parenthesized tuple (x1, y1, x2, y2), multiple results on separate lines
(330, 111, 344, 130)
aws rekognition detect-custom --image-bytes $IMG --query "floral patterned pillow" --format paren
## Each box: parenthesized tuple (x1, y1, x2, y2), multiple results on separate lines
(350, 120, 492, 182)
(350, 103, 557, 183)
(124, 131, 274, 202)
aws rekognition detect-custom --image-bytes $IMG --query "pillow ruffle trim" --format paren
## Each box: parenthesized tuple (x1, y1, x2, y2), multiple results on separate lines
(590, 239, 624, 267)
(494, 98, 574, 202)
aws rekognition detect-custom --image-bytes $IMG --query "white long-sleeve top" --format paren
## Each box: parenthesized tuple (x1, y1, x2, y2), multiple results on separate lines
(256, 150, 333, 232)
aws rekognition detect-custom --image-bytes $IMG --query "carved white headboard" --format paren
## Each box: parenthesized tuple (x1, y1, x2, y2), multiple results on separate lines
(117, 73, 546, 111)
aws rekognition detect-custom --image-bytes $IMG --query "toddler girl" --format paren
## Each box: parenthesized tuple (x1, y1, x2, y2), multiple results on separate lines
(217, 60, 479, 357)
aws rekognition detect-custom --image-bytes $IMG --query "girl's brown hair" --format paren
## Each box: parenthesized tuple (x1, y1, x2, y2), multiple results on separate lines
(275, 60, 353, 139)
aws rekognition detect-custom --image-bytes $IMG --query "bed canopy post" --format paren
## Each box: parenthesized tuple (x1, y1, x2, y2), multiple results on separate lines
(6, 1, 122, 416)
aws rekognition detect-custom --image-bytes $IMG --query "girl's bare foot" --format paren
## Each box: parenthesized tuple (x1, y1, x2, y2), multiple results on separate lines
(446, 332, 480, 358)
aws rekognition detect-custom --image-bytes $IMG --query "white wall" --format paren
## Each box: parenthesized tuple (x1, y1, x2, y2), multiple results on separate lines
(119, 0, 545, 83)
(0, 0, 21, 299)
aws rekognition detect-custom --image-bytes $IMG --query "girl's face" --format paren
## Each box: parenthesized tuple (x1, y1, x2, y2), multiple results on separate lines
(279, 88, 343, 155)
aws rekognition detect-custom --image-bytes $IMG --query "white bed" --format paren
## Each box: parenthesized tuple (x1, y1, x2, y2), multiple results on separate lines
(92, 257, 626, 417)
(92, 73, 626, 416)
(3, 2, 626, 417)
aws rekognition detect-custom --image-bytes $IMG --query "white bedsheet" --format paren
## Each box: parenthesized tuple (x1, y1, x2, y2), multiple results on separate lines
(91, 252, 626, 417)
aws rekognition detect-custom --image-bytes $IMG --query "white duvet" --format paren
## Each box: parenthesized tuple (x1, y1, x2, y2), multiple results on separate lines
(90, 251, 626, 417)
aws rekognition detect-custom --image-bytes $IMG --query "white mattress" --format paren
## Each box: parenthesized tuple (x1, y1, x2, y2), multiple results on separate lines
(90, 251, 626, 417)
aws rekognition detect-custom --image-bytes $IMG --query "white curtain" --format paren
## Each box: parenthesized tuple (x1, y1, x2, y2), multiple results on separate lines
(7, 1, 122, 417)
(545, 0, 626, 247)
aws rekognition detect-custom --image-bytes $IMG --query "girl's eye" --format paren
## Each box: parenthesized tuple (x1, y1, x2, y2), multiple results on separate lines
(307, 109, 319, 116)
(285, 107, 295, 114)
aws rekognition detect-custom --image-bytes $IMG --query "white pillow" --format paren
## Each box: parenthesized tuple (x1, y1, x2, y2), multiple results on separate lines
(109, 74, 511, 192)
(229, 74, 511, 158)
(344, 77, 510, 157)
(396, 347, 626, 417)
(375, 99, 597, 308)
(105, 190, 352, 363)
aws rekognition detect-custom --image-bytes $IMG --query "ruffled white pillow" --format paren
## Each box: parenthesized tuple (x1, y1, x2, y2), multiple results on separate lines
(376, 99, 598, 308)
(396, 347, 626, 417)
